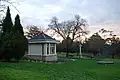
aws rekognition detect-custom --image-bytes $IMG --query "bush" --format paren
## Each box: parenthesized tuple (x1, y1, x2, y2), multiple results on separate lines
(0, 31, 28, 61)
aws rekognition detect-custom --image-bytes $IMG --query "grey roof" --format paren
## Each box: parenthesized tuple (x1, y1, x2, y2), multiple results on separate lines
(29, 32, 58, 43)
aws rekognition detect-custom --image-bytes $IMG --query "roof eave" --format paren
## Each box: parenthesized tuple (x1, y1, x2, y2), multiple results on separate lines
(29, 40, 59, 44)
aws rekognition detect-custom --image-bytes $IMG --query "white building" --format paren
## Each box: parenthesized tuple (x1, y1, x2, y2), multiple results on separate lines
(27, 32, 58, 61)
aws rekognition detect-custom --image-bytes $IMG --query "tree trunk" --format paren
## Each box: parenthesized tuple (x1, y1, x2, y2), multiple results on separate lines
(66, 43, 69, 57)
(112, 53, 115, 59)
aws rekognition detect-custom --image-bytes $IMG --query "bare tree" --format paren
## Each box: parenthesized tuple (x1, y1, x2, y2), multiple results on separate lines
(48, 15, 88, 42)
(25, 25, 44, 39)
(0, 0, 19, 26)
(0, 0, 19, 12)
(99, 28, 118, 45)
(48, 15, 88, 57)
(99, 28, 114, 38)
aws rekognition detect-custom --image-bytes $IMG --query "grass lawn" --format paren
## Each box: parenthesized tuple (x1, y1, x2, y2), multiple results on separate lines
(0, 59, 120, 80)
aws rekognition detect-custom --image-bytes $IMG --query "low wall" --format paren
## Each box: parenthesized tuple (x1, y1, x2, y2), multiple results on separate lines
(24, 55, 57, 61)
(45, 55, 57, 61)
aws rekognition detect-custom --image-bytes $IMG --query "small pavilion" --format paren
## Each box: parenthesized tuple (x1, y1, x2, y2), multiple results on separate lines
(27, 32, 58, 61)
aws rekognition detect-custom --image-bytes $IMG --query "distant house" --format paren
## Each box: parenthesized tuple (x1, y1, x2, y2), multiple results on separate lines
(27, 32, 59, 61)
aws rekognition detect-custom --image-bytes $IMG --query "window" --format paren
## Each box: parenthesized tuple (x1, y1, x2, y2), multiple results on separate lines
(50, 44, 55, 54)
(47, 43, 55, 55)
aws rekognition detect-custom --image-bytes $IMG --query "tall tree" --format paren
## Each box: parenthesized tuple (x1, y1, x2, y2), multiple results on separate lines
(0, 7, 28, 61)
(48, 15, 88, 57)
(1, 31, 14, 61)
(2, 6, 13, 34)
(48, 15, 88, 42)
(13, 14, 24, 35)
(12, 14, 28, 61)
(0, 6, 13, 61)
(87, 33, 105, 56)
(11, 31, 28, 61)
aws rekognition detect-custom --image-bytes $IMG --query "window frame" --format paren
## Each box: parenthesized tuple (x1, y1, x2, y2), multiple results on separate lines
(47, 43, 55, 55)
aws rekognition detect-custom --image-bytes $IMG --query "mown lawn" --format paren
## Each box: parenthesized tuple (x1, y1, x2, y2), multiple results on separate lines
(0, 59, 120, 80)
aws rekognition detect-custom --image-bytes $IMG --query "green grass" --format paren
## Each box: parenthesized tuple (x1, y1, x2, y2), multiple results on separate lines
(0, 59, 120, 80)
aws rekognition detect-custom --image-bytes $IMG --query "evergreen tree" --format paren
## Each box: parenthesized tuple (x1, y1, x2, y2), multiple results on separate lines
(12, 31, 27, 61)
(0, 7, 28, 62)
(1, 31, 14, 61)
(0, 6, 13, 61)
(13, 14, 24, 35)
(12, 14, 28, 61)
(2, 6, 13, 34)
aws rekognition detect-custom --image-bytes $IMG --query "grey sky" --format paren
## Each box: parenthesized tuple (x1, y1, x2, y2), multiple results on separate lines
(9, 0, 120, 27)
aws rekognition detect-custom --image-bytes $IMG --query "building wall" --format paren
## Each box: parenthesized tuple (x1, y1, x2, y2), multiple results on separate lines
(28, 44, 42, 55)
(27, 43, 57, 61)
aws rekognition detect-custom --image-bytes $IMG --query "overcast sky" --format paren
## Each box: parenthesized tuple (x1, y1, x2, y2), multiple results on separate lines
(7, 0, 120, 36)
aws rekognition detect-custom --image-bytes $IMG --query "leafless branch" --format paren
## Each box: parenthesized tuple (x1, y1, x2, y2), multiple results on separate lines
(48, 15, 88, 41)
